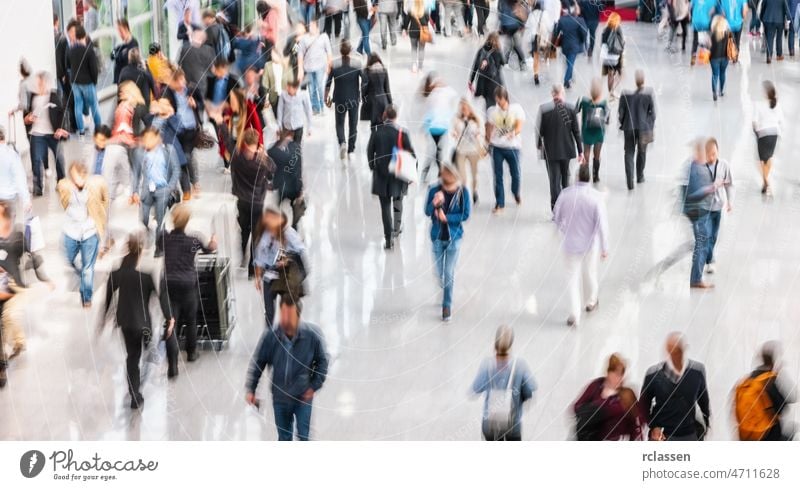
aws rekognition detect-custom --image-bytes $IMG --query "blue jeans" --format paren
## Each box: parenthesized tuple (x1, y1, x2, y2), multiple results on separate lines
(356, 17, 372, 55)
(64, 233, 100, 304)
(140, 187, 169, 240)
(563, 52, 578, 86)
(690, 213, 711, 285)
(433, 239, 462, 309)
(706, 210, 721, 265)
(302, 3, 316, 25)
(307, 70, 325, 113)
(710, 58, 728, 95)
(273, 399, 313, 441)
(72, 83, 102, 134)
(30, 134, 66, 193)
(491, 146, 521, 208)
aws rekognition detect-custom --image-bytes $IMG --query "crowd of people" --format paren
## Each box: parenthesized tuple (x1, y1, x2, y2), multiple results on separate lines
(0, 0, 796, 441)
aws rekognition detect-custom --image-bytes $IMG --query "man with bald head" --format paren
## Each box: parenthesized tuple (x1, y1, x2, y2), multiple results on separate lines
(640, 333, 711, 441)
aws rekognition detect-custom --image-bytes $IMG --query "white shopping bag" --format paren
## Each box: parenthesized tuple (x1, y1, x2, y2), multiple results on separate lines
(25, 216, 45, 252)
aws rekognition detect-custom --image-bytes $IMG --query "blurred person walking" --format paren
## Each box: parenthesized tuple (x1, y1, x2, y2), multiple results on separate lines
(451, 99, 485, 204)
(553, 5, 587, 89)
(24, 72, 69, 197)
(299, 21, 333, 115)
(277, 80, 313, 145)
(420, 74, 459, 183)
(472, 325, 537, 441)
(599, 13, 625, 98)
(689, 0, 715, 65)
(574, 79, 609, 183)
(367, 105, 416, 250)
(378, 0, 399, 48)
(424, 164, 471, 321)
(361, 54, 393, 131)
(103, 235, 173, 409)
(536, 84, 583, 211)
(573, 354, 645, 440)
(245, 296, 329, 441)
(486, 87, 525, 214)
(497, 0, 527, 70)
(67, 25, 102, 137)
(760, 0, 790, 63)
(753, 81, 782, 195)
(56, 162, 108, 308)
(112, 19, 140, 84)
(325, 41, 364, 161)
(709, 16, 733, 101)
(641, 333, 711, 441)
(267, 130, 305, 230)
(161, 204, 217, 366)
(666, 0, 690, 53)
(553, 164, 608, 327)
(469, 32, 506, 110)
(734, 341, 796, 441)
(0, 127, 31, 214)
(702, 138, 733, 275)
(681, 140, 716, 289)
(253, 208, 308, 328)
(405, 0, 431, 72)
(618, 70, 656, 190)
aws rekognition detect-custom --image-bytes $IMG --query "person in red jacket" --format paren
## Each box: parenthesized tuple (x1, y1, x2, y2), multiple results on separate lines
(573, 353, 645, 441)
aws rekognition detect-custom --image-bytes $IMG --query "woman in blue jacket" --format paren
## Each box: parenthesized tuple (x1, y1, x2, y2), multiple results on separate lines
(690, 0, 715, 65)
(424, 164, 471, 322)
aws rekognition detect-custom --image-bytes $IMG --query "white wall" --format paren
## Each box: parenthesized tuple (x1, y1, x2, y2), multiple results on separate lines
(0, 0, 56, 151)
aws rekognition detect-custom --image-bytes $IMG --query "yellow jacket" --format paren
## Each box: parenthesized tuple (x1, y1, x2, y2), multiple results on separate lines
(56, 176, 109, 238)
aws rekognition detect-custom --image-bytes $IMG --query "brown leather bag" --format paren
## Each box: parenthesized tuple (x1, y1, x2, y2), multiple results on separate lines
(726, 33, 738, 62)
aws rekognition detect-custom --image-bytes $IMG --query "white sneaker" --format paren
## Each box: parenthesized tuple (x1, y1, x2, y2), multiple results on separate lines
(339, 142, 347, 161)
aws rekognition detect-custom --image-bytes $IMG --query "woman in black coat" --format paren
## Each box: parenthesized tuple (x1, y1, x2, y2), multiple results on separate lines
(469, 32, 506, 110)
(366, 105, 416, 250)
(361, 54, 393, 131)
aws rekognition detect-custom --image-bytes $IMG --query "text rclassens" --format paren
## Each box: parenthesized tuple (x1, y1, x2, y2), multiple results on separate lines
(50, 450, 159, 472)
(642, 452, 691, 462)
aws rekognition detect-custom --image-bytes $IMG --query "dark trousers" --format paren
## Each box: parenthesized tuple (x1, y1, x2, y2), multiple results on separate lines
(378, 195, 403, 241)
(30, 134, 66, 194)
(178, 129, 197, 193)
(764, 22, 784, 59)
(262, 281, 279, 328)
(586, 20, 599, 54)
(788, 22, 796, 56)
(292, 127, 304, 145)
(463, 2, 473, 28)
(691, 28, 708, 55)
(474, 3, 489, 35)
(237, 199, 261, 275)
(324, 11, 343, 38)
(623, 130, 649, 189)
(163, 280, 200, 356)
(120, 325, 146, 398)
(545, 159, 570, 210)
(335, 102, 359, 152)
(706, 209, 721, 264)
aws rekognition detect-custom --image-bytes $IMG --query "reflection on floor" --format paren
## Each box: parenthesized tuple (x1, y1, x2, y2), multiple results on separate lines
(1, 24, 799, 440)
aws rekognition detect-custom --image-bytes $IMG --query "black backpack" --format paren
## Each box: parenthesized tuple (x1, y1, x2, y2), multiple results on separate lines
(575, 401, 604, 440)
(607, 30, 623, 55)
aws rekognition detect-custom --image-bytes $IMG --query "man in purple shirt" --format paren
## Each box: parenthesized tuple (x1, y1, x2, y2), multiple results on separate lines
(553, 164, 609, 327)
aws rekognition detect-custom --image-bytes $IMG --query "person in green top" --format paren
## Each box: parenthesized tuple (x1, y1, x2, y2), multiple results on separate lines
(575, 79, 609, 183)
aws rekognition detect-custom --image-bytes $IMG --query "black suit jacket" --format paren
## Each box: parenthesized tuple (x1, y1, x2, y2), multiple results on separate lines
(104, 265, 170, 330)
(326, 59, 363, 106)
(24, 91, 70, 135)
(536, 100, 582, 161)
(618, 88, 656, 133)
(67, 42, 99, 85)
(204, 75, 239, 104)
(367, 122, 416, 198)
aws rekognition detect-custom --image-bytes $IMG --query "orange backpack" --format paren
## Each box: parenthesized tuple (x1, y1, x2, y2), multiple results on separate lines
(734, 372, 777, 441)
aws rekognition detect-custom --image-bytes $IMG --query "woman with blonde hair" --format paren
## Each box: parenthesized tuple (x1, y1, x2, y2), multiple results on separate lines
(451, 99, 485, 203)
(404, 0, 431, 73)
(600, 12, 625, 98)
(573, 353, 645, 440)
(709, 15, 732, 101)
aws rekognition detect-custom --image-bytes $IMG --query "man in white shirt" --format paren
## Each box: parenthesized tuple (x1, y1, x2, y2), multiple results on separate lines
(703, 138, 734, 274)
(485, 87, 525, 215)
(0, 126, 31, 215)
(277, 80, 313, 145)
(299, 22, 333, 115)
(553, 164, 609, 327)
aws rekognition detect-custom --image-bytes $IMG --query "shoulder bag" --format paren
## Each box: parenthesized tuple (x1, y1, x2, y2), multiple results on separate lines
(390, 128, 417, 183)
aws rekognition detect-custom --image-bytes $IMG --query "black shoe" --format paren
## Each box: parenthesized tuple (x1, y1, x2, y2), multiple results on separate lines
(384, 238, 394, 250)
(472, 191, 478, 204)
(33, 190, 43, 197)
(392, 225, 403, 237)
(637, 176, 645, 184)
(534, 74, 540, 86)
(154, 249, 164, 258)
(442, 307, 451, 322)
(713, 92, 718, 101)
(0, 368, 7, 388)
(130, 393, 144, 409)
(167, 367, 178, 379)
(187, 351, 199, 362)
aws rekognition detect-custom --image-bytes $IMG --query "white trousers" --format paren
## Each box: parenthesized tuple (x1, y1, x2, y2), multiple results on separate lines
(564, 245, 600, 322)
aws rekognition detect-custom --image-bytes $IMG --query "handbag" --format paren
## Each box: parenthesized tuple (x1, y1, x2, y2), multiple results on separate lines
(449, 119, 470, 163)
(726, 33, 738, 61)
(600, 44, 620, 66)
(389, 129, 417, 183)
(486, 359, 518, 436)
(194, 128, 216, 149)
(417, 17, 433, 44)
(24, 216, 45, 253)
(269, 252, 307, 298)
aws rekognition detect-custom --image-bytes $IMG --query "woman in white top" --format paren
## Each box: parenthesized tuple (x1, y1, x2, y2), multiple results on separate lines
(752, 81, 782, 195)
(451, 99, 485, 204)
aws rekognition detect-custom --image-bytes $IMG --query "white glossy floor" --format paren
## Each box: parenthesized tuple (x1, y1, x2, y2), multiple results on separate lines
(1, 22, 799, 440)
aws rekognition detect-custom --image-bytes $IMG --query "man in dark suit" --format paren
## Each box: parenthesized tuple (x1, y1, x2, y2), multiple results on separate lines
(618, 70, 656, 190)
(760, 0, 790, 62)
(553, 6, 587, 89)
(536, 83, 583, 210)
(366, 105, 417, 250)
(325, 41, 363, 162)
(55, 17, 79, 131)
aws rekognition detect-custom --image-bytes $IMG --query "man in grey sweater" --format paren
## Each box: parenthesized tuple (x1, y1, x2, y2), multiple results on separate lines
(245, 297, 329, 441)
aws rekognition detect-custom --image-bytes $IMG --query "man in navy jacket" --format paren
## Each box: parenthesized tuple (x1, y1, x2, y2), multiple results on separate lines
(554, 6, 588, 88)
(246, 297, 329, 441)
(760, 0, 790, 62)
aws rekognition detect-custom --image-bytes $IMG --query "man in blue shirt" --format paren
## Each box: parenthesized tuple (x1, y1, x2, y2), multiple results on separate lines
(690, 0, 716, 64)
(131, 127, 180, 257)
(719, 0, 749, 55)
(91, 125, 112, 175)
(245, 297, 329, 441)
